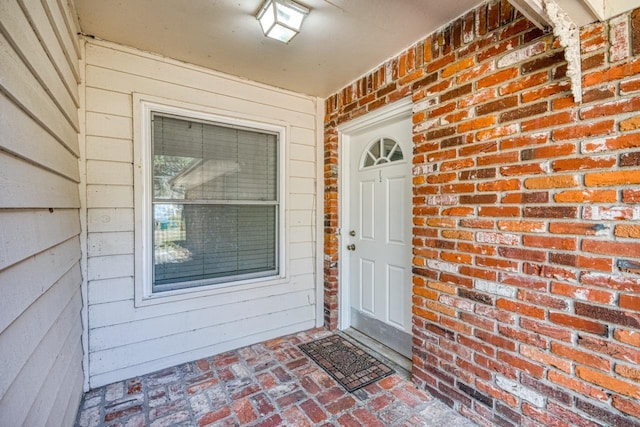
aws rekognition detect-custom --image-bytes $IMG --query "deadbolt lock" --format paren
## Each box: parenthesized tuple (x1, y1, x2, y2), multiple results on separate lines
(347, 244, 356, 251)
(349, 230, 356, 236)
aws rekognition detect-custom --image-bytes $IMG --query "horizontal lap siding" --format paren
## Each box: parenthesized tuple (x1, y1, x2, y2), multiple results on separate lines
(84, 40, 319, 388)
(0, 0, 83, 425)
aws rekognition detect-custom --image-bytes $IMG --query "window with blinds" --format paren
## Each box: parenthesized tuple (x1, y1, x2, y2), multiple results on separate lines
(151, 112, 279, 292)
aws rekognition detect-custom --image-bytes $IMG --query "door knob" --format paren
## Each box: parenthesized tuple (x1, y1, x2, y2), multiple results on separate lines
(347, 244, 356, 251)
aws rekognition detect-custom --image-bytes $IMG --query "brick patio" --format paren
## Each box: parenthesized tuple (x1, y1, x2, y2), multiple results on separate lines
(75, 328, 477, 426)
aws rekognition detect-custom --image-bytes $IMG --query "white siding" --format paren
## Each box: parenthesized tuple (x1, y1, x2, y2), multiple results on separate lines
(0, 0, 83, 425)
(84, 40, 320, 388)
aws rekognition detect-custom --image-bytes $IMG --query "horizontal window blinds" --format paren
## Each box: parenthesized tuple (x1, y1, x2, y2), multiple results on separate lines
(151, 113, 279, 290)
(153, 115, 277, 201)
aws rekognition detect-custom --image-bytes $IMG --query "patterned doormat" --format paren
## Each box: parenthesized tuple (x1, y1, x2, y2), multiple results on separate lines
(299, 334, 395, 392)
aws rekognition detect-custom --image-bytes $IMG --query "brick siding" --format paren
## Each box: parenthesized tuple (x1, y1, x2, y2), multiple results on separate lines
(324, 1, 640, 425)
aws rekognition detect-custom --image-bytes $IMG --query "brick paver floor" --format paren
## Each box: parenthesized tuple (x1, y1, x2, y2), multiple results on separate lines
(75, 328, 477, 426)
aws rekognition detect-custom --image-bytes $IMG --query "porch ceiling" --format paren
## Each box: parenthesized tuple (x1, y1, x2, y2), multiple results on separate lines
(73, 0, 484, 98)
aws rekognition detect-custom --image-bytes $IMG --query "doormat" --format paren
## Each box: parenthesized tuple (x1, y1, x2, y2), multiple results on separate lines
(299, 334, 394, 392)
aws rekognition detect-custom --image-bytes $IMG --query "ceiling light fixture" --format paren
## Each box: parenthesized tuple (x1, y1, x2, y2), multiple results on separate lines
(256, 0, 309, 43)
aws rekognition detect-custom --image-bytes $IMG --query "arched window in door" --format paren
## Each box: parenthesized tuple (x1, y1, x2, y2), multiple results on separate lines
(361, 137, 404, 168)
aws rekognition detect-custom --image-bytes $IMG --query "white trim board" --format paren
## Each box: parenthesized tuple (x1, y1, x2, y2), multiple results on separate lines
(336, 97, 413, 330)
(132, 93, 289, 306)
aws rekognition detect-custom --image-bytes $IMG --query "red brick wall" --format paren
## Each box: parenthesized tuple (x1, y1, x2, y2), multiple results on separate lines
(324, 1, 640, 425)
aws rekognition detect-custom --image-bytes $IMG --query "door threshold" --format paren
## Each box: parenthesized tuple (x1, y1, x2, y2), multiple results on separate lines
(339, 328, 412, 381)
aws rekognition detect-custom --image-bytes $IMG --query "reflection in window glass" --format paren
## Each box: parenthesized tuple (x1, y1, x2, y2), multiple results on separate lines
(151, 113, 279, 292)
(153, 204, 276, 287)
(370, 140, 380, 158)
(361, 138, 404, 168)
(383, 139, 395, 156)
(364, 152, 375, 167)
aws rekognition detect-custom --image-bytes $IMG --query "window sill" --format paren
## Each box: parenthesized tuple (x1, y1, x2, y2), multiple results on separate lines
(134, 274, 288, 308)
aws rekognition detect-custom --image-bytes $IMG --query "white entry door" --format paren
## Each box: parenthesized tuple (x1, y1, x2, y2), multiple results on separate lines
(346, 115, 412, 358)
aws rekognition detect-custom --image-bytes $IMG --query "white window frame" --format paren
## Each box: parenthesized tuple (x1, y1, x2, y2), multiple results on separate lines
(133, 94, 287, 306)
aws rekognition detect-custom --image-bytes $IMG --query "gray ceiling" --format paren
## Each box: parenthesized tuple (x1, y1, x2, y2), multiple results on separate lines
(73, 0, 484, 97)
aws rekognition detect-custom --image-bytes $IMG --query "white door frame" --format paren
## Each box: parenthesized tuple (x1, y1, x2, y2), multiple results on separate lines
(337, 97, 413, 330)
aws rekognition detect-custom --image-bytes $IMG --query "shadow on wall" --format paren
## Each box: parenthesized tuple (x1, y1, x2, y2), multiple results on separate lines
(324, 1, 640, 426)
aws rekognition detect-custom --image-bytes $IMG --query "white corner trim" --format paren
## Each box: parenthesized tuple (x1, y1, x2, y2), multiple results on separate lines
(315, 97, 325, 327)
(584, 0, 640, 22)
(543, 0, 583, 103)
(78, 38, 90, 393)
(508, 0, 552, 30)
